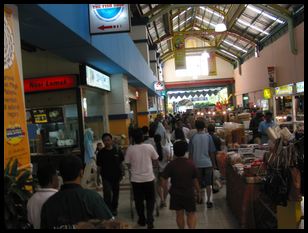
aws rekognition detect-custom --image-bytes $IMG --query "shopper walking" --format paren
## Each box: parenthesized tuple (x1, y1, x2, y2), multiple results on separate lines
(40, 155, 112, 228)
(27, 161, 59, 229)
(153, 134, 171, 208)
(249, 111, 264, 144)
(124, 128, 159, 229)
(189, 120, 216, 208)
(161, 140, 201, 229)
(258, 111, 275, 144)
(96, 133, 124, 216)
(207, 124, 222, 193)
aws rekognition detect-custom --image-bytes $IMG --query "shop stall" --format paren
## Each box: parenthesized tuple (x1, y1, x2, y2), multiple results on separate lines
(26, 64, 111, 167)
(273, 82, 304, 132)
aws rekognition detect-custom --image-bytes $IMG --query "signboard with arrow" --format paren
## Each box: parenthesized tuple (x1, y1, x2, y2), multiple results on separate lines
(89, 4, 131, 34)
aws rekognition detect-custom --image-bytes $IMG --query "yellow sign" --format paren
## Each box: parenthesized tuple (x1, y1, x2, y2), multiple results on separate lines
(173, 33, 186, 69)
(275, 84, 293, 95)
(263, 88, 272, 99)
(208, 51, 217, 76)
(4, 6, 31, 169)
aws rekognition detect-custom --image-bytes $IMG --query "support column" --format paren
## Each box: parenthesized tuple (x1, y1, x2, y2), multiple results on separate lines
(129, 25, 150, 66)
(108, 74, 130, 145)
(137, 88, 150, 127)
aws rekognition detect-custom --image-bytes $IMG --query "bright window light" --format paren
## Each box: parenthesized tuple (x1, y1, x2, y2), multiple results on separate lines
(200, 6, 224, 19)
(175, 52, 209, 77)
(174, 16, 192, 29)
(247, 5, 284, 24)
(220, 49, 238, 58)
(222, 40, 248, 53)
(237, 18, 269, 35)
(196, 16, 217, 27)
(173, 7, 192, 20)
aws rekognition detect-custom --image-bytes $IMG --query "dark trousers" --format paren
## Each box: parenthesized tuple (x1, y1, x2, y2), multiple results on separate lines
(102, 178, 120, 213)
(131, 180, 155, 224)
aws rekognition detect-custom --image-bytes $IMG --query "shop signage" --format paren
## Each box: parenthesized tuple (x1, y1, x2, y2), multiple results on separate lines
(296, 81, 304, 93)
(267, 66, 276, 87)
(154, 81, 165, 91)
(85, 65, 111, 91)
(4, 5, 30, 169)
(275, 84, 293, 95)
(89, 4, 131, 34)
(173, 33, 186, 69)
(24, 75, 76, 93)
(263, 88, 272, 99)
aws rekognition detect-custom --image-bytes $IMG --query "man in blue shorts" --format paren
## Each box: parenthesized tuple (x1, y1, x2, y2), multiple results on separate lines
(189, 119, 216, 208)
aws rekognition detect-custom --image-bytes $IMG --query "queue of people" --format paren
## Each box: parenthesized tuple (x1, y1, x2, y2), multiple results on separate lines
(27, 110, 280, 229)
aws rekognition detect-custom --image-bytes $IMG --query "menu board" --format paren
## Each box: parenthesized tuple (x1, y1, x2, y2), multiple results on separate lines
(32, 109, 48, 124)
(47, 108, 64, 123)
(29, 107, 64, 124)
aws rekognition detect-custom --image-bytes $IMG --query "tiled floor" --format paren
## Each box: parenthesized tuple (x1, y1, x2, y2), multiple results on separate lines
(102, 176, 240, 229)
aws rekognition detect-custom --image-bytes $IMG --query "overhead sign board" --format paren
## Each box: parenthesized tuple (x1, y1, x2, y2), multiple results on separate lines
(24, 75, 76, 93)
(296, 81, 304, 93)
(86, 65, 111, 91)
(89, 4, 130, 34)
(275, 84, 293, 95)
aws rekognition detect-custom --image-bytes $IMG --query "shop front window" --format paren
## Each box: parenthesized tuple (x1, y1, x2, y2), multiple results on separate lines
(27, 104, 79, 154)
(83, 88, 106, 142)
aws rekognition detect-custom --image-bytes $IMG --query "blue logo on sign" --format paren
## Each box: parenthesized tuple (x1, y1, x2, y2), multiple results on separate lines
(93, 5, 124, 22)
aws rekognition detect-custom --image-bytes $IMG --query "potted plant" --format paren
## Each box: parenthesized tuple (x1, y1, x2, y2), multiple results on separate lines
(4, 159, 33, 229)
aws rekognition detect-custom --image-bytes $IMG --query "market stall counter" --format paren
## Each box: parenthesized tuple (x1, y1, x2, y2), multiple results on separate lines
(225, 145, 277, 229)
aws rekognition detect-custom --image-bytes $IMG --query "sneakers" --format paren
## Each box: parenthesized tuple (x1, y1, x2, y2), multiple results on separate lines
(206, 202, 213, 208)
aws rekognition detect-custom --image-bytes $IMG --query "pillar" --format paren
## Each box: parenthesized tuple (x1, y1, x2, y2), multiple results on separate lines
(108, 74, 130, 145)
(129, 25, 150, 66)
(137, 88, 150, 127)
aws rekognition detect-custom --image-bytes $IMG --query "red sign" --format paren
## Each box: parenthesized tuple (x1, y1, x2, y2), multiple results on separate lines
(24, 75, 76, 93)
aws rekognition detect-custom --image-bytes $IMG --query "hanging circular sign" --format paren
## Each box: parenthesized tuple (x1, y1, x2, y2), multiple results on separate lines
(92, 4, 124, 22)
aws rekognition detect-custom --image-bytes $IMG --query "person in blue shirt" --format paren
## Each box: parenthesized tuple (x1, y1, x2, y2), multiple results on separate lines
(258, 111, 275, 144)
(188, 119, 216, 208)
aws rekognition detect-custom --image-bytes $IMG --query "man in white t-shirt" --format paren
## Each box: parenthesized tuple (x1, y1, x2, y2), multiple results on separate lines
(27, 161, 59, 229)
(125, 128, 159, 229)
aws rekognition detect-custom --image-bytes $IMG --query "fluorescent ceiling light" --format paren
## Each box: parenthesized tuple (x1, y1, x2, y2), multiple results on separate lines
(193, 27, 200, 30)
(247, 5, 284, 24)
(237, 18, 269, 35)
(215, 23, 227, 32)
(222, 40, 247, 53)
(220, 49, 238, 58)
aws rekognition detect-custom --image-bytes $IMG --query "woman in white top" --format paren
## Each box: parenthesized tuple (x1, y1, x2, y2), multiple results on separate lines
(154, 134, 171, 208)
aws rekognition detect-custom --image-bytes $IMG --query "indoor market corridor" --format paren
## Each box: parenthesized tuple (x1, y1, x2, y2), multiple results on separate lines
(103, 174, 239, 229)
